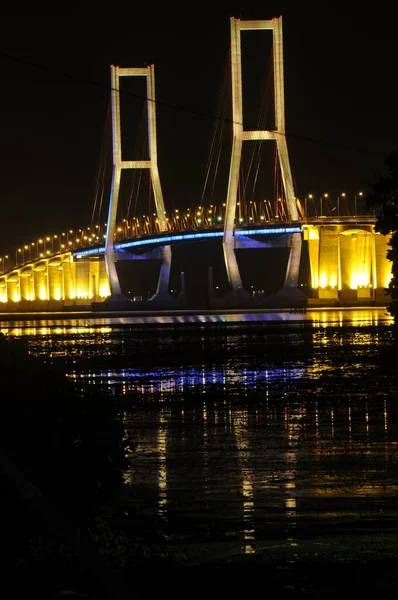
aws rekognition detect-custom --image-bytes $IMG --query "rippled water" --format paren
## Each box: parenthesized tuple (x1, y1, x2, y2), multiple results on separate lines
(4, 308, 398, 569)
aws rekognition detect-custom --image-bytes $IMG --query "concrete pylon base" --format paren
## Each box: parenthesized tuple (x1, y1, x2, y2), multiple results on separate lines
(91, 294, 134, 312)
(210, 287, 255, 309)
(147, 292, 181, 309)
(269, 286, 309, 308)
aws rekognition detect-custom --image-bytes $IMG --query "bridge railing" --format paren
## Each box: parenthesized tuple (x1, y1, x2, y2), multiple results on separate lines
(1, 203, 378, 274)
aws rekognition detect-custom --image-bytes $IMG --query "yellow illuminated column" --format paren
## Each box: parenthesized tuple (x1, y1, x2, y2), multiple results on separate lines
(304, 225, 320, 290)
(318, 226, 339, 298)
(20, 269, 33, 300)
(7, 273, 21, 303)
(339, 228, 373, 299)
(0, 278, 7, 303)
(75, 261, 90, 300)
(48, 263, 63, 301)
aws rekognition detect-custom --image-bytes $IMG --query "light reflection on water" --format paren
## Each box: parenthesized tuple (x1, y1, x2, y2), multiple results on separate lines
(3, 308, 398, 561)
(0, 306, 393, 336)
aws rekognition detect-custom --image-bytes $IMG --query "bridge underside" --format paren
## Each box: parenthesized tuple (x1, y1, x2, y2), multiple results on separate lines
(0, 223, 392, 313)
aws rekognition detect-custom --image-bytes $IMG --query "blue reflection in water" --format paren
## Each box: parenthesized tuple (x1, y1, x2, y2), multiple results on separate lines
(71, 364, 306, 398)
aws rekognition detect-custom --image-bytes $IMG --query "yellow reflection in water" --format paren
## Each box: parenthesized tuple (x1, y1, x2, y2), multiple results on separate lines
(242, 479, 255, 554)
(311, 309, 393, 327)
(157, 410, 168, 520)
(233, 408, 256, 554)
(2, 326, 113, 336)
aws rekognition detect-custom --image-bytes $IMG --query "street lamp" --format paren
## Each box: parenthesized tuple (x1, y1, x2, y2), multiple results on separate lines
(36, 239, 44, 258)
(320, 193, 328, 216)
(16, 248, 22, 266)
(0, 254, 9, 272)
(354, 191, 363, 215)
(46, 236, 53, 253)
(337, 192, 345, 216)
(306, 194, 313, 218)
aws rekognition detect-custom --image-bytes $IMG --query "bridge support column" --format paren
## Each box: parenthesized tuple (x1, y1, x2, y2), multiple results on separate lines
(149, 245, 178, 307)
(177, 271, 186, 305)
(103, 64, 168, 309)
(284, 232, 302, 288)
(223, 17, 299, 307)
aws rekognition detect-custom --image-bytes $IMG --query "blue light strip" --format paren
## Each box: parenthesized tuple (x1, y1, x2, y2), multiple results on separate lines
(117, 230, 223, 249)
(73, 226, 302, 258)
(74, 246, 106, 258)
(237, 227, 301, 235)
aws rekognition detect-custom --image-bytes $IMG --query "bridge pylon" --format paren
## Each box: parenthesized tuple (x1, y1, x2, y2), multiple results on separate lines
(104, 65, 173, 306)
(223, 16, 301, 301)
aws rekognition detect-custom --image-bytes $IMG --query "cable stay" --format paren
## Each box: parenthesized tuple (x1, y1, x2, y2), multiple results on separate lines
(90, 100, 112, 232)
(199, 50, 231, 216)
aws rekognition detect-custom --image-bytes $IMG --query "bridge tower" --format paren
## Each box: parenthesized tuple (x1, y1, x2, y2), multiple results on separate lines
(105, 65, 171, 303)
(223, 17, 302, 298)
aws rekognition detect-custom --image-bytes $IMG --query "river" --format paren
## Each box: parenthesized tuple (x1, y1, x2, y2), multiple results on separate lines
(2, 307, 398, 595)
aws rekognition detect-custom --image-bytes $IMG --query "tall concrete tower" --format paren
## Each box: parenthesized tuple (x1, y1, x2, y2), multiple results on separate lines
(223, 17, 301, 295)
(105, 65, 170, 301)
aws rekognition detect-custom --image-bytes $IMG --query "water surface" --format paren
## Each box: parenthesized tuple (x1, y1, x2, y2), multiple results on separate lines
(3, 308, 398, 569)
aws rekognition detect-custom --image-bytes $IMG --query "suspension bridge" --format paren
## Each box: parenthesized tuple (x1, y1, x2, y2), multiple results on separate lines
(0, 17, 392, 312)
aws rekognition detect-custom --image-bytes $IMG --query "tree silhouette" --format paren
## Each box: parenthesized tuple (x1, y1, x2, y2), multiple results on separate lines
(365, 151, 398, 320)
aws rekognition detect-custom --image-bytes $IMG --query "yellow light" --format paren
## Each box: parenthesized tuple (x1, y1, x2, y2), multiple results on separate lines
(385, 272, 393, 288)
(319, 273, 327, 288)
(99, 283, 110, 297)
(350, 271, 370, 289)
(76, 287, 89, 299)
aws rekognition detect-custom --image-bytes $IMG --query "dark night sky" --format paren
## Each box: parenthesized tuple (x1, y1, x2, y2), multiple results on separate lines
(1, 2, 398, 255)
